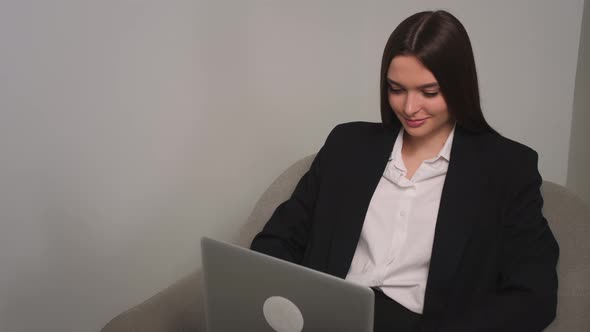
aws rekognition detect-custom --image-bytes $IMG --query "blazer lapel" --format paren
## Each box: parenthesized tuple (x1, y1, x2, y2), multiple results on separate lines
(422, 127, 487, 323)
(327, 124, 399, 278)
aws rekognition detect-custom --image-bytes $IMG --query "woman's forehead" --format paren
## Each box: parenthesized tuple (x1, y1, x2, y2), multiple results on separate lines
(387, 55, 438, 87)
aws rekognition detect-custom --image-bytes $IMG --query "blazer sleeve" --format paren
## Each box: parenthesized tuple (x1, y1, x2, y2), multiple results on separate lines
(249, 126, 335, 263)
(439, 150, 559, 332)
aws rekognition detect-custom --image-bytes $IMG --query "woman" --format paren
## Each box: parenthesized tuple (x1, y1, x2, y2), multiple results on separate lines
(251, 10, 558, 332)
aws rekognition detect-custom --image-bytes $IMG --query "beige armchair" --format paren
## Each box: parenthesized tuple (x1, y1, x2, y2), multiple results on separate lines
(101, 154, 590, 332)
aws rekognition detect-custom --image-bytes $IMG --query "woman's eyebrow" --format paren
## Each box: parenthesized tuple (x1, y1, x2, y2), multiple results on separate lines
(387, 78, 439, 89)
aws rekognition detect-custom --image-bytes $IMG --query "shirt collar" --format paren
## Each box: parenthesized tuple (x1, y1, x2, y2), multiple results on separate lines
(389, 123, 456, 166)
(437, 124, 456, 162)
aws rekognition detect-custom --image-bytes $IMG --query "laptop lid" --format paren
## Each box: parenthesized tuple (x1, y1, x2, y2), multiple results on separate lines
(201, 237, 374, 332)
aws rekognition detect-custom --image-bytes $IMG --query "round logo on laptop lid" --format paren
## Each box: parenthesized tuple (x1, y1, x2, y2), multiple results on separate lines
(262, 296, 304, 332)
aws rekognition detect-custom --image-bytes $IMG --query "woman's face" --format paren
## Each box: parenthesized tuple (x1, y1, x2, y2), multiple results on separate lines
(386, 55, 453, 142)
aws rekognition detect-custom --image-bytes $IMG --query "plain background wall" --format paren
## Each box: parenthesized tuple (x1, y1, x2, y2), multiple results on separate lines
(0, 1, 584, 331)
(568, 0, 590, 205)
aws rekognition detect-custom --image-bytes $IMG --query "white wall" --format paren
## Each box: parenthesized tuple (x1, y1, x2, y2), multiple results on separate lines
(568, 0, 590, 205)
(0, 1, 583, 331)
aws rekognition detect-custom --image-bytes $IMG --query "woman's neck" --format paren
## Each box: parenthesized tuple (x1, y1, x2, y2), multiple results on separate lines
(401, 125, 453, 161)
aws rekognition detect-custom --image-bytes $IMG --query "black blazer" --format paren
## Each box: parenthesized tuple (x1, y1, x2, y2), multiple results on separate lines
(251, 122, 559, 332)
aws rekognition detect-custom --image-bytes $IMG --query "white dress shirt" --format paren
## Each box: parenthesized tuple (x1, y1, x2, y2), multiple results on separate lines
(345, 126, 455, 314)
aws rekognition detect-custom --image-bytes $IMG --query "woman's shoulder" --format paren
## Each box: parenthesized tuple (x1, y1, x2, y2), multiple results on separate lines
(329, 121, 384, 135)
(325, 121, 389, 145)
(470, 130, 541, 183)
(474, 130, 539, 162)
(313, 122, 390, 163)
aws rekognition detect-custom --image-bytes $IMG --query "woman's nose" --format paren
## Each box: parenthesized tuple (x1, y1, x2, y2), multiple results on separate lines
(403, 93, 421, 116)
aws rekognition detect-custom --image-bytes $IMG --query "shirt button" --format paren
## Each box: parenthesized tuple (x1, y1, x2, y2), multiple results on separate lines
(400, 210, 406, 217)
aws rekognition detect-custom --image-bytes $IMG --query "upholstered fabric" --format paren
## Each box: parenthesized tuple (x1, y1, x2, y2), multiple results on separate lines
(101, 154, 589, 332)
(541, 181, 590, 331)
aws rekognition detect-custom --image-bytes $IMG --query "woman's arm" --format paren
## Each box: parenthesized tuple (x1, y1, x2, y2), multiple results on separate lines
(249, 125, 339, 263)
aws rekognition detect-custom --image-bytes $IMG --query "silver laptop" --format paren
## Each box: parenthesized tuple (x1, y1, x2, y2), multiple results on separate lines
(201, 237, 374, 332)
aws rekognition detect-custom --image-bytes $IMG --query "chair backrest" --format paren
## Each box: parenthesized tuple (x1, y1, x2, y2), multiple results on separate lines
(233, 154, 316, 248)
(236, 154, 590, 331)
(541, 181, 590, 331)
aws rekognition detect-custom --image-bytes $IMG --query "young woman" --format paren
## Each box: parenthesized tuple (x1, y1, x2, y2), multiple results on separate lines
(251, 10, 559, 332)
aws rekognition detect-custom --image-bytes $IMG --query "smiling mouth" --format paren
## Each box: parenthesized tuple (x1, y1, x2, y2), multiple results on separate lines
(404, 118, 428, 128)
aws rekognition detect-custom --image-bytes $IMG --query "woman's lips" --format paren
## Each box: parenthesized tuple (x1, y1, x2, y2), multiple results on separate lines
(404, 118, 427, 128)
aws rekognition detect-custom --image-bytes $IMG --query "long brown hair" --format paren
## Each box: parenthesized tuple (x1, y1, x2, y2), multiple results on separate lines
(380, 10, 494, 133)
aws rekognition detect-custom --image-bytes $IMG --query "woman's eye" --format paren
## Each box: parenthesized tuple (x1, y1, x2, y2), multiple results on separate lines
(388, 86, 404, 94)
(423, 91, 439, 97)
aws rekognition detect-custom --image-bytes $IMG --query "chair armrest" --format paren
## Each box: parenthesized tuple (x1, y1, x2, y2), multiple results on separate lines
(101, 270, 206, 332)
